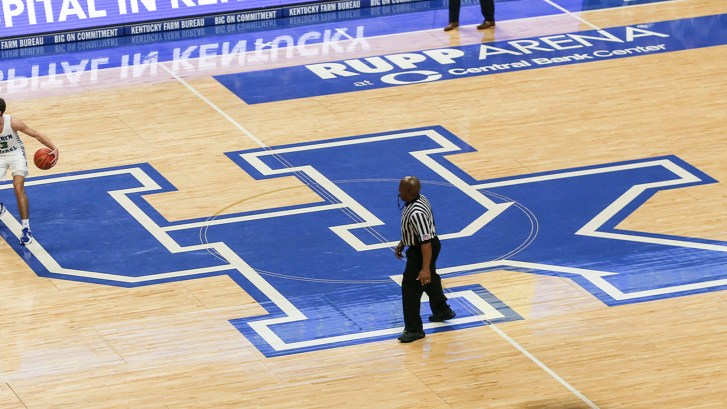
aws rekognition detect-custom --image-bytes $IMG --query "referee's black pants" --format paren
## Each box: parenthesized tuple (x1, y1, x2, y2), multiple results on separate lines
(402, 237, 449, 332)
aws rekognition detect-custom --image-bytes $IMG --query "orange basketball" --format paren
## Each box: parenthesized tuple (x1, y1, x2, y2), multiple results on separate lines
(34, 148, 56, 170)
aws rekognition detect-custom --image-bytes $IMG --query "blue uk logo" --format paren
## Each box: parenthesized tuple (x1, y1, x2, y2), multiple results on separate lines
(1, 127, 725, 356)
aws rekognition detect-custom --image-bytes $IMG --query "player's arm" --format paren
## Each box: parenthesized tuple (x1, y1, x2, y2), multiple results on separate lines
(12, 117, 59, 163)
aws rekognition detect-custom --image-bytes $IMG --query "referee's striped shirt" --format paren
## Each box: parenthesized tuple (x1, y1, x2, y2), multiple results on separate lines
(401, 194, 436, 246)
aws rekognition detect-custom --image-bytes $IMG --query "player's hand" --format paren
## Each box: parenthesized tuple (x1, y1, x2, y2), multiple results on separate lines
(49, 148, 59, 165)
(395, 242, 404, 259)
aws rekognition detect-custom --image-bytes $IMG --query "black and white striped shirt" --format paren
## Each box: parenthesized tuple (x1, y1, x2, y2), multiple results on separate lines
(400, 194, 436, 246)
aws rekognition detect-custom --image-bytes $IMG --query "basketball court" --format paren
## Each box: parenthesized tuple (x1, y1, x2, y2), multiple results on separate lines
(0, 0, 725, 407)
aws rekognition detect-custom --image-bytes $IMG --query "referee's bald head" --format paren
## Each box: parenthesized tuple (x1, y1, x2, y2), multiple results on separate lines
(399, 176, 421, 201)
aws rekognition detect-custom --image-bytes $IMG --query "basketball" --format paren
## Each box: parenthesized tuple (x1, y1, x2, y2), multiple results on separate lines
(34, 148, 55, 170)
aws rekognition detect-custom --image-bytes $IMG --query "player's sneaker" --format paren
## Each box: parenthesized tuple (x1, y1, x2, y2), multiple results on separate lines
(0, 203, 5, 217)
(20, 227, 33, 246)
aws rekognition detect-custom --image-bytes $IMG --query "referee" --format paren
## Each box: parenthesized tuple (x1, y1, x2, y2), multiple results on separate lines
(395, 176, 455, 343)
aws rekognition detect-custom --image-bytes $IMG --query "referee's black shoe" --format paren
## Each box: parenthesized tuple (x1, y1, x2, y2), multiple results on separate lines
(398, 330, 425, 343)
(429, 308, 456, 322)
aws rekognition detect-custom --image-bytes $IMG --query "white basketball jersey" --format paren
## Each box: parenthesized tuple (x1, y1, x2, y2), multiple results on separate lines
(0, 115, 25, 156)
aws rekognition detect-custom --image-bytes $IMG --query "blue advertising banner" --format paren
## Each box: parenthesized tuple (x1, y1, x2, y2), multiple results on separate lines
(0, 0, 301, 38)
(0, 0, 565, 49)
(0, 0, 378, 48)
(0, 3, 421, 83)
(215, 13, 727, 104)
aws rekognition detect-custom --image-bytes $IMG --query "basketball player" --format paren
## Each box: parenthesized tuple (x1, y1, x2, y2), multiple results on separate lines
(0, 98, 59, 245)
